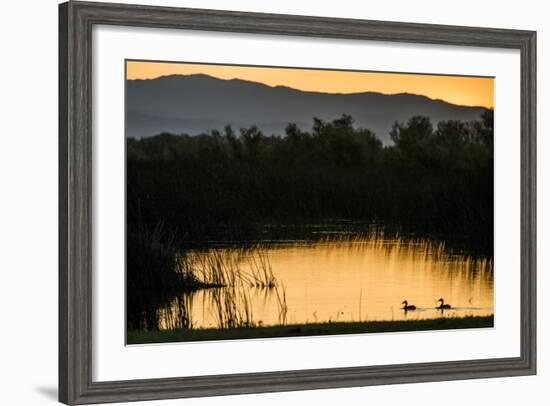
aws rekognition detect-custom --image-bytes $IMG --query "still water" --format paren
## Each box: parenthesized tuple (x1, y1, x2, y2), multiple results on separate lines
(155, 235, 494, 330)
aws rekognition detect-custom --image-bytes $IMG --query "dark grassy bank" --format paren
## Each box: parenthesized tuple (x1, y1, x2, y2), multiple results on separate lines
(127, 222, 227, 330)
(127, 315, 494, 344)
(127, 112, 494, 253)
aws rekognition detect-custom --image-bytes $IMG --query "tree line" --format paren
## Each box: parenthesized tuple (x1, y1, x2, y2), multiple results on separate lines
(127, 112, 493, 253)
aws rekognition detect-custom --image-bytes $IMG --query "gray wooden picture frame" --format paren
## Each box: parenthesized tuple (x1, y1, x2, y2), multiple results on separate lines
(59, 1, 537, 404)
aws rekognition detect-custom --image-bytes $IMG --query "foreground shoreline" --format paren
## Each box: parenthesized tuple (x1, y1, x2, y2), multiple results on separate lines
(128, 315, 494, 344)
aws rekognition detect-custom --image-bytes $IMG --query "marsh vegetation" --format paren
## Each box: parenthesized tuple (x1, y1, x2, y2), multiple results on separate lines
(126, 113, 494, 342)
(128, 112, 493, 248)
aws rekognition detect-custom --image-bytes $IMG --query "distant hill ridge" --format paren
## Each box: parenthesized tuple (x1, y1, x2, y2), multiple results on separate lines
(126, 74, 489, 144)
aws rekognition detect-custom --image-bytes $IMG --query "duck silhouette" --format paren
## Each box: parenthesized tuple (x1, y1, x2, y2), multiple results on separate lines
(401, 300, 417, 311)
(437, 298, 452, 309)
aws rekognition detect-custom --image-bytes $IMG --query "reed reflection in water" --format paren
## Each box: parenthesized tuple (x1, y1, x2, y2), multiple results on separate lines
(139, 235, 494, 331)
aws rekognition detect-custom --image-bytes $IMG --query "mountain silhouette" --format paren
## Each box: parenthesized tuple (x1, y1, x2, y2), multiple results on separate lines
(126, 74, 489, 144)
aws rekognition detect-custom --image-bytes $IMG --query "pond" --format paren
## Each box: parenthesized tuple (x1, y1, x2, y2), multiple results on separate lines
(150, 234, 494, 331)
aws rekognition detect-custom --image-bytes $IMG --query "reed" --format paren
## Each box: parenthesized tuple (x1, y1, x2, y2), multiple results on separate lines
(157, 294, 194, 330)
(127, 222, 200, 294)
(184, 250, 237, 288)
(275, 284, 288, 325)
(209, 286, 256, 329)
(185, 247, 279, 289)
(206, 281, 288, 330)
(244, 249, 277, 288)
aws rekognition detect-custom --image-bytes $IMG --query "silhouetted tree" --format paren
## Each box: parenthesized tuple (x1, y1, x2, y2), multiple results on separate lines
(127, 112, 493, 251)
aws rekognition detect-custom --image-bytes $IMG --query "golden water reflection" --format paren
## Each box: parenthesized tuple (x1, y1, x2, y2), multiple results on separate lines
(159, 237, 494, 330)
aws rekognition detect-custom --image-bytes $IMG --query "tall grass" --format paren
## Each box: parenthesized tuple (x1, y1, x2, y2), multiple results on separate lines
(210, 287, 255, 329)
(127, 222, 194, 294)
(127, 234, 284, 331)
(158, 294, 194, 330)
(208, 283, 289, 330)
(179, 250, 236, 288)
(126, 221, 248, 294)
(275, 284, 288, 325)
(246, 250, 277, 288)
(186, 247, 278, 289)
(127, 222, 281, 296)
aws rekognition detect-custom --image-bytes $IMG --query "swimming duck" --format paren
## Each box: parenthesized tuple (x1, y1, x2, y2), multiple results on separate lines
(401, 300, 417, 311)
(437, 298, 452, 309)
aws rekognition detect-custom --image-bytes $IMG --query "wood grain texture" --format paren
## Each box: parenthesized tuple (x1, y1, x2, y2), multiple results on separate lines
(58, 3, 69, 404)
(58, 1, 537, 404)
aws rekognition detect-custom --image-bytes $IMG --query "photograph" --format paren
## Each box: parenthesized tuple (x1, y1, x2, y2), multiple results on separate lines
(125, 60, 495, 344)
(51, 1, 539, 404)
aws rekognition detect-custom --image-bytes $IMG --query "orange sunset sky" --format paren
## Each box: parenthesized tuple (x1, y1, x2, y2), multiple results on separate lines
(126, 60, 494, 109)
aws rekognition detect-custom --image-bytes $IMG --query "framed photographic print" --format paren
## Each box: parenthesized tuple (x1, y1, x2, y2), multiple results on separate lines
(59, 1, 536, 404)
